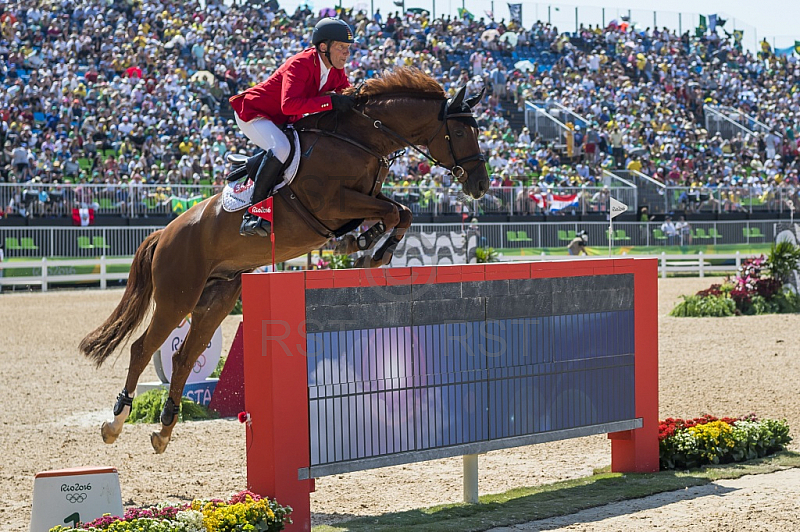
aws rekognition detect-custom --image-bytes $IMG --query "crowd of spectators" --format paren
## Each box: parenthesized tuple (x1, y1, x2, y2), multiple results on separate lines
(0, 0, 798, 218)
(464, 20, 800, 213)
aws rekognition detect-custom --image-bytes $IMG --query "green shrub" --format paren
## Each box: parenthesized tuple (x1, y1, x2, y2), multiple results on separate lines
(209, 355, 227, 378)
(230, 298, 242, 315)
(766, 241, 800, 283)
(474, 246, 499, 263)
(329, 254, 354, 269)
(669, 294, 736, 317)
(127, 389, 219, 424)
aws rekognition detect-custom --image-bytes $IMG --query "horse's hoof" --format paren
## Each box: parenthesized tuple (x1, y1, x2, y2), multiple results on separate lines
(101, 422, 119, 444)
(151, 432, 169, 454)
(334, 235, 356, 255)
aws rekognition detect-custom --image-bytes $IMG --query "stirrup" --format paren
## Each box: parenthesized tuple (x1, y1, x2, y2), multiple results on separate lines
(240, 212, 272, 237)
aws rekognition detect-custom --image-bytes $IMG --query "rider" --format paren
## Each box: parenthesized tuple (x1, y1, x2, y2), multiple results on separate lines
(229, 18, 356, 236)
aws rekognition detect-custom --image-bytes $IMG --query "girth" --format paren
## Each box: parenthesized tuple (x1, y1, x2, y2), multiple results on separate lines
(276, 186, 365, 240)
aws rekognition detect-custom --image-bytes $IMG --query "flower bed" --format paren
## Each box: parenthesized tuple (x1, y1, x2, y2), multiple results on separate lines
(659, 414, 791, 470)
(670, 242, 800, 317)
(49, 490, 291, 532)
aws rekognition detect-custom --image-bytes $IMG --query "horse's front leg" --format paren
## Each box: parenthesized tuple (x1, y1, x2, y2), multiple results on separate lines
(334, 221, 388, 255)
(331, 189, 400, 268)
(355, 193, 413, 268)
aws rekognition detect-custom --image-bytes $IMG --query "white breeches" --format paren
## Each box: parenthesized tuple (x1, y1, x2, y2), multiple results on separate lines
(235, 115, 291, 163)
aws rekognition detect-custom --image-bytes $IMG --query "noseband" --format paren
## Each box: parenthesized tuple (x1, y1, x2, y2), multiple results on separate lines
(353, 100, 486, 184)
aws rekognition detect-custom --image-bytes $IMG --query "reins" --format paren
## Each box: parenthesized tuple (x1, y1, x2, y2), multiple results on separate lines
(296, 89, 485, 185)
(349, 101, 486, 184)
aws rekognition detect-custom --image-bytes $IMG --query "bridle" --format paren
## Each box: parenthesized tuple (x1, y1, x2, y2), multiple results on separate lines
(351, 99, 486, 184)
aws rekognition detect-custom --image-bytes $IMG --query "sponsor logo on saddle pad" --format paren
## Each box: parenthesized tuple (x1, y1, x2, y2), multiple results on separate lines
(251, 205, 272, 214)
(232, 180, 252, 194)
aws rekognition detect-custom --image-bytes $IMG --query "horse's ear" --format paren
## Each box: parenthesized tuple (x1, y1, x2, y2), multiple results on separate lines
(465, 87, 486, 109)
(448, 85, 466, 110)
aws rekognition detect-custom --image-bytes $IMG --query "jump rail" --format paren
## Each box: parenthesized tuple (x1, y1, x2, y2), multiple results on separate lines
(241, 258, 659, 531)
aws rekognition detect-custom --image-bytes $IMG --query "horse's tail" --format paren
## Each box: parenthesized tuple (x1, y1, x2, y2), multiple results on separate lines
(79, 230, 162, 367)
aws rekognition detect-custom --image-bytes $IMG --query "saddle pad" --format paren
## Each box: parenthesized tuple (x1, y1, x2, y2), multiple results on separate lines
(222, 129, 302, 212)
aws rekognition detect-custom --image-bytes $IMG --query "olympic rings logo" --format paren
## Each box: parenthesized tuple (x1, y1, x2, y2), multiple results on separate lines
(193, 354, 206, 373)
(66, 493, 87, 503)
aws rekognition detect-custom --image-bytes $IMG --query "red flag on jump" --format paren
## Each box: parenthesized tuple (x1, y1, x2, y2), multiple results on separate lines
(249, 196, 273, 225)
(248, 197, 276, 271)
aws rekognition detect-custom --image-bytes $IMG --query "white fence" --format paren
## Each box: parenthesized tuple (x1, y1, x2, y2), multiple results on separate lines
(0, 257, 133, 291)
(1, 252, 751, 291)
(502, 252, 748, 278)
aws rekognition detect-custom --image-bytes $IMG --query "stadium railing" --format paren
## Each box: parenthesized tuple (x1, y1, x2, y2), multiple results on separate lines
(1, 183, 795, 218)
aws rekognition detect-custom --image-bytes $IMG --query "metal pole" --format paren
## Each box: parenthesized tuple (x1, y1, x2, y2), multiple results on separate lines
(679, 13, 682, 35)
(463, 455, 479, 503)
(371, 0, 374, 19)
(602, 7, 605, 27)
(548, 5, 551, 24)
(653, 11, 656, 29)
(575, 6, 578, 33)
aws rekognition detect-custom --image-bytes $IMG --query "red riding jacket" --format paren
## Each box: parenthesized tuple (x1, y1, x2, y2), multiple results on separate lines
(229, 47, 350, 125)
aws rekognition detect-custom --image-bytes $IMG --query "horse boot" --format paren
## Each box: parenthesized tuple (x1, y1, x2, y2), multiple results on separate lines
(240, 150, 285, 237)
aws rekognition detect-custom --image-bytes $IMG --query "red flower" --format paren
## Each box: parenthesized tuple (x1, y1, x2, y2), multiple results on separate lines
(238, 411, 250, 423)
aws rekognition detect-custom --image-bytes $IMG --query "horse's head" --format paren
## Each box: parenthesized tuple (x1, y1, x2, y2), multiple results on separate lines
(427, 86, 490, 199)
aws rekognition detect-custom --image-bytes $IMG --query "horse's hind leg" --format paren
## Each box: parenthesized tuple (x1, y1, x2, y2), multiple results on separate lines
(151, 276, 243, 454)
(101, 304, 192, 444)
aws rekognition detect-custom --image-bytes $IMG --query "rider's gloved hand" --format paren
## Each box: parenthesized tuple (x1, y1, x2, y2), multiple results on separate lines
(330, 94, 356, 113)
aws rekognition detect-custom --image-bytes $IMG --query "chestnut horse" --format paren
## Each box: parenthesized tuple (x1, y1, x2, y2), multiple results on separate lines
(79, 68, 489, 453)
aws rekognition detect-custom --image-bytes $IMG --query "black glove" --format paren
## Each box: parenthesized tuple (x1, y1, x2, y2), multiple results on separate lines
(330, 94, 356, 113)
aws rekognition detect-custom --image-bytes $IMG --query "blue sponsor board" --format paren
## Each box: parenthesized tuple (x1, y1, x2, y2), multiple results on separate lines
(304, 276, 636, 469)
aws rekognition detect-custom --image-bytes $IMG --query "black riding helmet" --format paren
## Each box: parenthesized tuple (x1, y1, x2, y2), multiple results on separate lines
(312, 18, 354, 66)
(312, 18, 354, 46)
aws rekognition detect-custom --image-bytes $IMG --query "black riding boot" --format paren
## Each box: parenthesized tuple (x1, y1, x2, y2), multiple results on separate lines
(240, 150, 285, 237)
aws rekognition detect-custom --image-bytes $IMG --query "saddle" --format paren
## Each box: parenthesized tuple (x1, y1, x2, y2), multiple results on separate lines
(220, 127, 302, 213)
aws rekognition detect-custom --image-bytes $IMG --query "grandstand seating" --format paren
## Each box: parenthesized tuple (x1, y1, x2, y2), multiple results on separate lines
(20, 238, 39, 250)
(77, 236, 95, 250)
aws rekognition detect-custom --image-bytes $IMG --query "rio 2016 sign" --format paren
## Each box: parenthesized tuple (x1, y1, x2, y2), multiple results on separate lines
(154, 316, 223, 385)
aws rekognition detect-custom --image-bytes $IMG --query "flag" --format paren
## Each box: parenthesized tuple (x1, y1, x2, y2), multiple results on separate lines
(529, 192, 546, 210)
(547, 193, 579, 213)
(484, 10, 494, 19)
(696, 15, 706, 37)
(249, 196, 274, 225)
(795, 40, 800, 54)
(708, 14, 717, 32)
(776, 46, 795, 57)
(72, 208, 94, 226)
(457, 7, 473, 20)
(507, 3, 522, 24)
(170, 195, 203, 215)
(610, 197, 628, 219)
(733, 29, 743, 42)
(393, 0, 404, 6)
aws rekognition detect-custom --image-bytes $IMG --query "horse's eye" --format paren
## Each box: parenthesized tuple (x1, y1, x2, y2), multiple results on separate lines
(455, 130, 465, 137)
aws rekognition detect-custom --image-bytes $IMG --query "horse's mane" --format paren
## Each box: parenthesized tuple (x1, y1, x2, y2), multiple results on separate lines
(348, 68, 446, 100)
